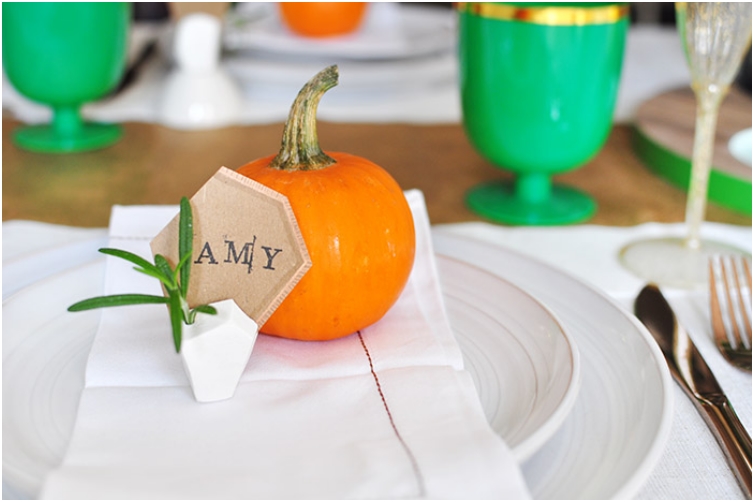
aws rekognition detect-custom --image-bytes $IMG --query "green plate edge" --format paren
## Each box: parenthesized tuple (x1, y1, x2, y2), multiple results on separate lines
(631, 126, 752, 216)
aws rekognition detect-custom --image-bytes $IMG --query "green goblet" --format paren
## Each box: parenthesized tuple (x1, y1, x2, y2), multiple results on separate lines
(3, 2, 130, 153)
(459, 2, 628, 225)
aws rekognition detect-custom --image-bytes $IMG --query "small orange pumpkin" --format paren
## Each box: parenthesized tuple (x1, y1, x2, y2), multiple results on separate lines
(279, 2, 368, 38)
(237, 66, 416, 341)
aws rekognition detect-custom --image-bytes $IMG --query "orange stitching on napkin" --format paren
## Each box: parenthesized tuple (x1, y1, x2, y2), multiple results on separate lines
(358, 331, 426, 497)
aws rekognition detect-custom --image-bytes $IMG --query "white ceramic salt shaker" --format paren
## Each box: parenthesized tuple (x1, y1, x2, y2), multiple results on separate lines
(180, 298, 258, 402)
(158, 13, 244, 130)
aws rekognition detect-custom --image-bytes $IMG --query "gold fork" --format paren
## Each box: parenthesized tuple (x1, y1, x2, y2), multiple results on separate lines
(709, 255, 752, 372)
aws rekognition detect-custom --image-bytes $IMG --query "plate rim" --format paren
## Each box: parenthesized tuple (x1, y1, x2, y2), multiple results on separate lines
(431, 229, 674, 500)
(435, 254, 581, 462)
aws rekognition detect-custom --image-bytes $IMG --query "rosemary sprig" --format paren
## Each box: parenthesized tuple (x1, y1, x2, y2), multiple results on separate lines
(68, 197, 216, 352)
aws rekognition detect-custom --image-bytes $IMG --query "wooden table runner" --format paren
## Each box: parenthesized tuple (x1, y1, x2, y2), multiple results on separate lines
(3, 118, 751, 228)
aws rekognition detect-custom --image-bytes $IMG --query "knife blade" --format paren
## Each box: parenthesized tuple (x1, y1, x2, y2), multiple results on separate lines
(635, 284, 752, 498)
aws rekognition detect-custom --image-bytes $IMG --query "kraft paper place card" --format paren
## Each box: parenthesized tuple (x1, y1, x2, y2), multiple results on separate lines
(151, 167, 312, 326)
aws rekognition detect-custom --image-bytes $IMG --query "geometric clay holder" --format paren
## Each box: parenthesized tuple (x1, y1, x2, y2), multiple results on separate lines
(180, 299, 258, 403)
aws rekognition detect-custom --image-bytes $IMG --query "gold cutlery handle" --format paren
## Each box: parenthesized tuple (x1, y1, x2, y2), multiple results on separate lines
(699, 394, 752, 498)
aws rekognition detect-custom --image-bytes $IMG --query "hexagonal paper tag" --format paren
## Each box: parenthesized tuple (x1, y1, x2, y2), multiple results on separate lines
(150, 167, 311, 326)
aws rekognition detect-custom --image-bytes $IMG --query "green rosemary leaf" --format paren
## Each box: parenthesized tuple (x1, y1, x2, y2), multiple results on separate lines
(68, 294, 169, 312)
(174, 251, 192, 286)
(193, 304, 217, 315)
(134, 265, 174, 288)
(70, 212, 205, 353)
(99, 248, 165, 277)
(188, 304, 217, 324)
(154, 254, 177, 290)
(179, 197, 193, 297)
(168, 291, 183, 352)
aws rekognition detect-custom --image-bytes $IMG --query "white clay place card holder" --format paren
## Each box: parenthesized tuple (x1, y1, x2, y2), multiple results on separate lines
(151, 167, 311, 402)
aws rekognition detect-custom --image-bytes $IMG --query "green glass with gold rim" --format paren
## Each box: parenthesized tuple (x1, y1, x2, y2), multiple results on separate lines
(458, 2, 628, 225)
(3, 2, 130, 153)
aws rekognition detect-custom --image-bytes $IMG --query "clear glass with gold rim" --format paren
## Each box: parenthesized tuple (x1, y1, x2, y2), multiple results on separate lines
(619, 2, 752, 289)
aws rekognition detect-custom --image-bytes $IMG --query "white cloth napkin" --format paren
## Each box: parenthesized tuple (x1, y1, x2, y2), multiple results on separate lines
(39, 190, 530, 499)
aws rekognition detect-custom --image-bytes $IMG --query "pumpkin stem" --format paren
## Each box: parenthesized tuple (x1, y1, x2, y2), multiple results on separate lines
(270, 65, 338, 171)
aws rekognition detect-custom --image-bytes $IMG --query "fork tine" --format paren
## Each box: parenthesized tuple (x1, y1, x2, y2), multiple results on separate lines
(739, 257, 752, 328)
(732, 257, 752, 348)
(709, 256, 728, 347)
(709, 255, 753, 371)
(721, 256, 746, 351)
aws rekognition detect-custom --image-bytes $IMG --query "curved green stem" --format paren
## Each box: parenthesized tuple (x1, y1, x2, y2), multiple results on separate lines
(270, 65, 338, 171)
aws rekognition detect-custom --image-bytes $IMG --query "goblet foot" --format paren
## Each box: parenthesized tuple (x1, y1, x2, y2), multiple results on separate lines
(12, 122, 122, 153)
(466, 180, 596, 225)
(619, 237, 750, 289)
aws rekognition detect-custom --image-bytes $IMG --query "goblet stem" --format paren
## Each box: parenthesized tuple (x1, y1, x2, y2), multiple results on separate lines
(516, 172, 551, 204)
(53, 105, 83, 138)
(684, 88, 724, 250)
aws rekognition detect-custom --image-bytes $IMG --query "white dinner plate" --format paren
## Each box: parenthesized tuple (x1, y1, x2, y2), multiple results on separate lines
(437, 256, 580, 462)
(3, 251, 579, 498)
(433, 230, 673, 499)
(223, 3, 455, 61)
(223, 51, 458, 105)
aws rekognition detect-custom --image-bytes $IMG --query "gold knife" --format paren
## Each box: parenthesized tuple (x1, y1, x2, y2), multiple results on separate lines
(635, 284, 752, 498)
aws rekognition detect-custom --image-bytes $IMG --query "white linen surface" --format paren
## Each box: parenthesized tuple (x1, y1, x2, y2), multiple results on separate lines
(38, 190, 530, 499)
(437, 221, 752, 299)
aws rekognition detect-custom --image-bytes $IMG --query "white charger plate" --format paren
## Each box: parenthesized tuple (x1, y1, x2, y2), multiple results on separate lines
(3, 245, 579, 498)
(433, 230, 673, 499)
(224, 3, 455, 61)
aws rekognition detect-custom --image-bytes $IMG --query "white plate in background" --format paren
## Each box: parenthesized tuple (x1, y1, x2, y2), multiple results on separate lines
(223, 51, 457, 104)
(224, 3, 455, 61)
(728, 128, 752, 167)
